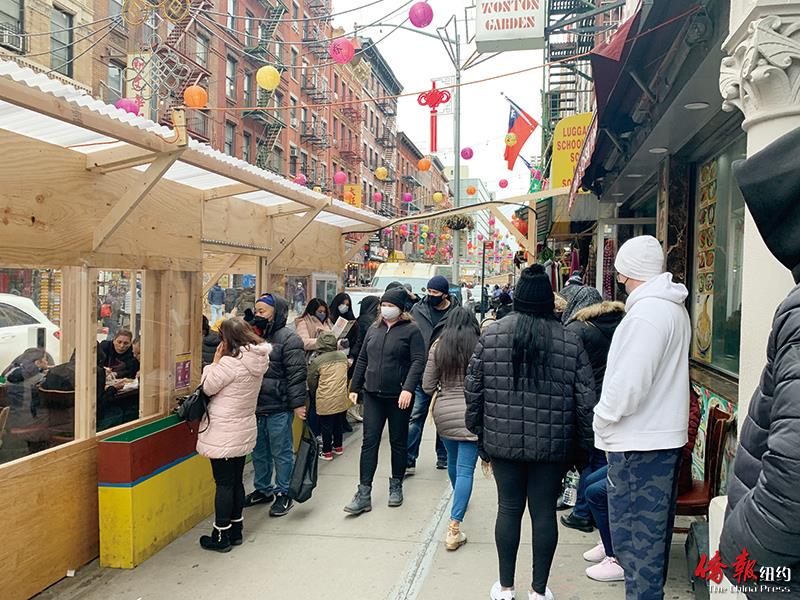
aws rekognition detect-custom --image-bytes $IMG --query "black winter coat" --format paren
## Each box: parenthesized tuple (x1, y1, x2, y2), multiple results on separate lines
(202, 330, 221, 368)
(464, 313, 595, 464)
(565, 301, 625, 394)
(495, 303, 513, 320)
(351, 318, 426, 397)
(720, 284, 800, 596)
(256, 294, 308, 415)
(353, 296, 380, 362)
(410, 299, 455, 350)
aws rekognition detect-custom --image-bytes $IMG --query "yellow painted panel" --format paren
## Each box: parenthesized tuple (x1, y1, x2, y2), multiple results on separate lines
(98, 487, 135, 569)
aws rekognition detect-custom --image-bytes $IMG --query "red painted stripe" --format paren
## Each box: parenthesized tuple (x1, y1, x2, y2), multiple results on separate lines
(98, 421, 198, 484)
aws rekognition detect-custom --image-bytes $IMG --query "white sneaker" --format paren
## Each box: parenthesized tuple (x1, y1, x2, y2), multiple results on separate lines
(490, 581, 515, 600)
(582, 542, 606, 563)
(528, 587, 554, 600)
(586, 556, 625, 582)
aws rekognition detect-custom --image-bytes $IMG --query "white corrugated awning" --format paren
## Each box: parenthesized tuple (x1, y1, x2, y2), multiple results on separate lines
(0, 58, 387, 231)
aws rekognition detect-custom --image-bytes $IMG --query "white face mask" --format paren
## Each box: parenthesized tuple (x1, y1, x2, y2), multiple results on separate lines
(339, 304, 349, 314)
(381, 306, 401, 321)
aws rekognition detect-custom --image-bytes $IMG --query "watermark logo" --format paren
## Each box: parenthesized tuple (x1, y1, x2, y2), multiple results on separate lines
(695, 549, 793, 594)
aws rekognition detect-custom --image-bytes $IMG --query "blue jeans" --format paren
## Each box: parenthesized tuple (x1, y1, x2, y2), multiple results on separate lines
(573, 448, 608, 520)
(407, 385, 447, 465)
(441, 438, 479, 522)
(210, 304, 224, 323)
(252, 412, 295, 495)
(585, 465, 612, 556)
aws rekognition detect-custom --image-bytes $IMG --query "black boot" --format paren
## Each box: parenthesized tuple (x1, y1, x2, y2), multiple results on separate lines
(229, 518, 243, 546)
(199, 524, 232, 552)
(388, 478, 403, 507)
(344, 484, 372, 515)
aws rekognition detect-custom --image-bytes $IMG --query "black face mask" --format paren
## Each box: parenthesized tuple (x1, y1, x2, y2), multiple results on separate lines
(253, 316, 272, 337)
(615, 278, 628, 301)
(427, 294, 445, 307)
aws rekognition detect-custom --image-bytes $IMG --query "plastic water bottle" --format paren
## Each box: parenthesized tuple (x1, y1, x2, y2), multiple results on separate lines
(562, 469, 580, 507)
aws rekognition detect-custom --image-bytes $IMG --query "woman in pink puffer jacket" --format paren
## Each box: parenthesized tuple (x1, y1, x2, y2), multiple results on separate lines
(196, 317, 270, 553)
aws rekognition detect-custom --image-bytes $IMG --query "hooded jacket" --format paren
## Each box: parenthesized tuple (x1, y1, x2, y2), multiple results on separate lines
(256, 294, 308, 415)
(354, 296, 380, 361)
(307, 331, 350, 416)
(410, 298, 455, 350)
(202, 329, 222, 368)
(593, 273, 691, 452)
(207, 284, 225, 306)
(719, 129, 800, 593)
(565, 301, 625, 393)
(197, 342, 270, 459)
(464, 314, 596, 463)
(422, 341, 477, 442)
(235, 288, 255, 315)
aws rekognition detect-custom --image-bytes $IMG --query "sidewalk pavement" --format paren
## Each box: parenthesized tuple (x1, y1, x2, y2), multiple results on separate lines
(37, 423, 695, 600)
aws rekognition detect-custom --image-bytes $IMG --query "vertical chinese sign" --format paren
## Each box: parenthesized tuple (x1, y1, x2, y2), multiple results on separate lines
(693, 159, 717, 363)
(127, 53, 153, 120)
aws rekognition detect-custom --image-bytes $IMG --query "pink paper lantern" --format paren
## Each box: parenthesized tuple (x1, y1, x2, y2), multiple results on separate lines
(477, 233, 484, 241)
(460, 147, 473, 160)
(333, 171, 348, 185)
(328, 38, 355, 65)
(293, 173, 307, 186)
(499, 179, 509, 188)
(373, 192, 383, 203)
(114, 98, 140, 116)
(402, 193, 413, 202)
(409, 2, 433, 28)
(383, 227, 392, 234)
(488, 216, 496, 226)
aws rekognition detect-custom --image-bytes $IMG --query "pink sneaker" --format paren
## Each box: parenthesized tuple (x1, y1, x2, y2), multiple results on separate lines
(333, 446, 344, 456)
(582, 542, 606, 563)
(586, 557, 624, 582)
(320, 451, 333, 461)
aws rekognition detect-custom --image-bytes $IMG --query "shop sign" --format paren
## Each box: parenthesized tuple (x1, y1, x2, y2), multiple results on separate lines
(175, 353, 191, 390)
(475, 0, 545, 52)
(343, 184, 362, 208)
(126, 53, 153, 120)
(692, 158, 718, 364)
(551, 112, 593, 191)
(568, 113, 598, 212)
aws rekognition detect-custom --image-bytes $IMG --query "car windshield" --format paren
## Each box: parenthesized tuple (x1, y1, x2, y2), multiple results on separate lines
(371, 277, 430, 296)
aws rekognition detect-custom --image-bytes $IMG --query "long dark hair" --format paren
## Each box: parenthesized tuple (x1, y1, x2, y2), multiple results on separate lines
(434, 307, 480, 383)
(219, 317, 262, 358)
(302, 297, 329, 320)
(330, 292, 355, 322)
(512, 312, 559, 389)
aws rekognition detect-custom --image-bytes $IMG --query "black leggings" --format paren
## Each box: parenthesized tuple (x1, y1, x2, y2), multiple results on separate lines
(359, 392, 412, 485)
(492, 458, 567, 594)
(319, 412, 343, 453)
(210, 455, 246, 527)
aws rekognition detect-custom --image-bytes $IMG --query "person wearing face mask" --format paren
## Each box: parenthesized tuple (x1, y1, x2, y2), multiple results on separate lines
(407, 275, 455, 473)
(294, 298, 333, 353)
(329, 292, 359, 433)
(344, 287, 426, 515)
(594, 235, 690, 600)
(243, 294, 308, 518)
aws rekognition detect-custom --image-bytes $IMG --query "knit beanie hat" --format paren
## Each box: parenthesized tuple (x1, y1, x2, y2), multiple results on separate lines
(614, 235, 665, 281)
(426, 275, 450, 295)
(514, 264, 555, 314)
(256, 294, 275, 306)
(381, 288, 408, 310)
(385, 281, 404, 291)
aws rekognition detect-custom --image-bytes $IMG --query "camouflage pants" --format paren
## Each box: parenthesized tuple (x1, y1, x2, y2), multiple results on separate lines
(607, 448, 682, 600)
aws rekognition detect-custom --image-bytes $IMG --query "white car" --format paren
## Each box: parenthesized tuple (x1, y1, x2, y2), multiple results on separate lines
(0, 293, 61, 373)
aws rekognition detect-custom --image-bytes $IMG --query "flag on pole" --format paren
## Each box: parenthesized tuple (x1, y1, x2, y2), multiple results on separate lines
(504, 97, 538, 171)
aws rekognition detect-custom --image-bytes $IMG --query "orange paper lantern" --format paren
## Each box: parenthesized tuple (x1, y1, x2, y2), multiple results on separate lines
(418, 158, 431, 171)
(466, 185, 477, 196)
(343, 191, 355, 202)
(183, 85, 208, 108)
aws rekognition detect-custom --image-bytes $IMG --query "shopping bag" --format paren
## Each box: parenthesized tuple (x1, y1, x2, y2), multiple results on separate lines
(288, 423, 319, 503)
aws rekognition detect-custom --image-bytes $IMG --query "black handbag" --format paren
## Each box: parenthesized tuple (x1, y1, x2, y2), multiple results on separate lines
(176, 382, 211, 433)
(288, 422, 319, 503)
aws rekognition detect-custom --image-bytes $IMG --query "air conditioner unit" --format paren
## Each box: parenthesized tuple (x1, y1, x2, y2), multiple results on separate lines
(0, 24, 23, 53)
(290, 147, 299, 157)
(290, 118, 299, 128)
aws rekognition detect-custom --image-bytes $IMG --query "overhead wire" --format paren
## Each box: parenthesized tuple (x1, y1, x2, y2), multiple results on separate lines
(43, 20, 121, 76)
(201, 0, 394, 24)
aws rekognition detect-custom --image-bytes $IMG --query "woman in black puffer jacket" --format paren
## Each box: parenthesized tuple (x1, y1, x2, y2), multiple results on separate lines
(465, 264, 595, 600)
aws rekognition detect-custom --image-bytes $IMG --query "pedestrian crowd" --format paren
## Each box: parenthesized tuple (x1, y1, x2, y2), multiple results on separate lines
(189, 234, 746, 600)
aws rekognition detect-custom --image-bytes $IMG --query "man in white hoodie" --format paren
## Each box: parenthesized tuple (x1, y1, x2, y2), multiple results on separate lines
(594, 235, 690, 600)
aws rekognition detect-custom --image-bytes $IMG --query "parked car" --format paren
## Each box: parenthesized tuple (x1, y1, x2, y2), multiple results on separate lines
(0, 294, 61, 373)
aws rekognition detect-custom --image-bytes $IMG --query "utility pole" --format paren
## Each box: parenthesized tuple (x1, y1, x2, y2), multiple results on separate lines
(445, 17, 462, 285)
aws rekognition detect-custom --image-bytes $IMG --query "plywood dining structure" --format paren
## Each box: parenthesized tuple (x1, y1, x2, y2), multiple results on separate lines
(0, 59, 386, 600)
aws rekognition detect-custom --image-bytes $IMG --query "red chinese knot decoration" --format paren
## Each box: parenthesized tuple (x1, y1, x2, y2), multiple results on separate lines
(417, 81, 451, 153)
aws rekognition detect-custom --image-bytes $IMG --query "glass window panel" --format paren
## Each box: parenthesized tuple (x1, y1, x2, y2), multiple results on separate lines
(50, 8, 73, 77)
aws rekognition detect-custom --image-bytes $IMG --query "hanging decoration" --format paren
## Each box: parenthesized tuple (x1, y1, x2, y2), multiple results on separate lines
(503, 96, 539, 170)
(373, 192, 383, 203)
(417, 82, 451, 153)
(418, 157, 432, 171)
(432, 191, 444, 203)
(488, 215, 496, 226)
(499, 179, 509, 189)
(343, 190, 355, 202)
(334, 171, 348, 185)
(183, 84, 208, 108)
(383, 227, 392, 235)
(375, 166, 389, 181)
(114, 98, 140, 115)
(466, 185, 477, 196)
(293, 173, 307, 186)
(313, 186, 322, 193)
(409, 2, 434, 28)
(402, 192, 413, 203)
(256, 65, 281, 92)
(444, 215, 475, 231)
(504, 133, 518, 147)
(461, 147, 474, 160)
(328, 38, 355, 64)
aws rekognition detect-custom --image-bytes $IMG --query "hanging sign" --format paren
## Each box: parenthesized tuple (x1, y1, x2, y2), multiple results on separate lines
(475, 0, 545, 53)
(551, 112, 593, 190)
(343, 184, 362, 208)
(126, 52, 153, 120)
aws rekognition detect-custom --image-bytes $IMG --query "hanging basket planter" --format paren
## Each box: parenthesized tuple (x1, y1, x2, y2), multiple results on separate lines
(443, 215, 475, 231)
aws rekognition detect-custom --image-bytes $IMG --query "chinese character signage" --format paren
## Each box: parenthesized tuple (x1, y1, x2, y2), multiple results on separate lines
(126, 53, 153, 120)
(695, 549, 794, 594)
(693, 158, 717, 363)
(343, 184, 362, 208)
(475, 0, 545, 53)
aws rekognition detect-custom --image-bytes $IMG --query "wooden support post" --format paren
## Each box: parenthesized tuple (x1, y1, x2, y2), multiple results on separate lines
(188, 271, 203, 389)
(86, 146, 160, 173)
(202, 254, 240, 295)
(268, 205, 326, 265)
(92, 150, 184, 252)
(69, 266, 97, 439)
(527, 200, 538, 266)
(257, 257, 270, 296)
(489, 206, 527, 248)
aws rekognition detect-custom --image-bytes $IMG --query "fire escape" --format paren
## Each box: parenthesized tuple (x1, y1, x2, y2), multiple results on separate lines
(159, 0, 213, 141)
(338, 90, 363, 181)
(376, 96, 397, 216)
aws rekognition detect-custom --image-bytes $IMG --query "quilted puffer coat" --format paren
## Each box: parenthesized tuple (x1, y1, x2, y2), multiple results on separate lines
(197, 342, 271, 459)
(464, 313, 595, 463)
(422, 342, 477, 442)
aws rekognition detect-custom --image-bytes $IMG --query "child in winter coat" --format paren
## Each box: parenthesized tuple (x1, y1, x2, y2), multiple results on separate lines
(307, 331, 350, 460)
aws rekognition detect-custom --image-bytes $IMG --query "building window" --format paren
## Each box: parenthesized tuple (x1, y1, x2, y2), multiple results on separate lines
(259, 23, 268, 41)
(333, 73, 339, 97)
(109, 0, 122, 19)
(243, 72, 252, 106)
(107, 62, 124, 103)
(245, 12, 254, 46)
(290, 47, 298, 80)
(274, 38, 283, 63)
(320, 163, 327, 184)
(289, 145, 298, 176)
(227, 0, 236, 32)
(292, 1, 299, 22)
(50, 8, 73, 77)
(290, 96, 298, 126)
(691, 136, 746, 375)
(224, 122, 235, 156)
(270, 145, 284, 175)
(243, 132, 251, 163)
(274, 90, 283, 120)
(226, 57, 237, 100)
(311, 157, 317, 181)
(196, 34, 209, 68)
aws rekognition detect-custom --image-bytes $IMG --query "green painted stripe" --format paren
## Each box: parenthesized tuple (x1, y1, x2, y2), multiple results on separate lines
(102, 414, 184, 443)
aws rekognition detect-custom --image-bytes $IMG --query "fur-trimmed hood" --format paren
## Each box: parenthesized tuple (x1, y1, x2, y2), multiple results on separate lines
(570, 301, 626, 324)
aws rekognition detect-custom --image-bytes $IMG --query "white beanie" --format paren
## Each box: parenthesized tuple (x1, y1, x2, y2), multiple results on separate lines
(614, 235, 665, 281)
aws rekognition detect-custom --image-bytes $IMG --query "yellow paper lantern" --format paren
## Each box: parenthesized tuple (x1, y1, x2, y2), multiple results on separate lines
(256, 65, 281, 92)
(505, 133, 518, 147)
(433, 191, 444, 203)
(313, 186, 322, 193)
(375, 166, 388, 181)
